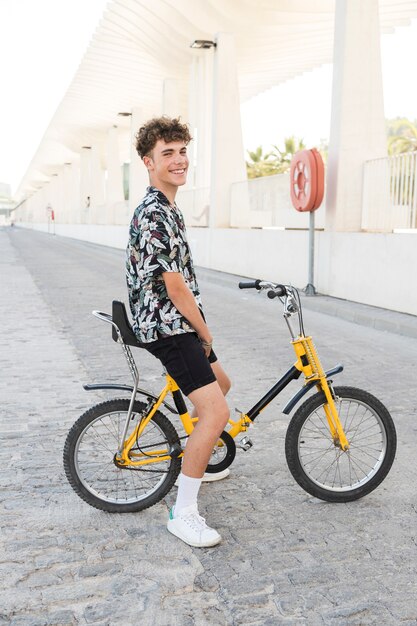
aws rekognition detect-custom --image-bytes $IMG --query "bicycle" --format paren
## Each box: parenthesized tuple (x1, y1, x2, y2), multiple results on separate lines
(63, 280, 397, 513)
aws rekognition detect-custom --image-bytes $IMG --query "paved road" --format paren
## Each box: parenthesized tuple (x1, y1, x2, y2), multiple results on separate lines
(1, 226, 417, 626)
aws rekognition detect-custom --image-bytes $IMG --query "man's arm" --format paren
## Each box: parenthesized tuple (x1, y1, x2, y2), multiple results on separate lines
(162, 272, 212, 354)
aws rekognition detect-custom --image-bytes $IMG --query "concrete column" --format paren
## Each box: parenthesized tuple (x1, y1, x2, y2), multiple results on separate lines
(129, 107, 149, 213)
(49, 174, 61, 214)
(72, 163, 80, 224)
(52, 169, 65, 224)
(194, 52, 213, 190)
(184, 53, 213, 224)
(162, 78, 180, 117)
(187, 57, 199, 190)
(91, 145, 105, 223)
(44, 179, 55, 232)
(63, 163, 80, 224)
(105, 126, 124, 213)
(79, 147, 92, 224)
(326, 0, 387, 231)
(63, 163, 73, 224)
(209, 32, 249, 228)
(31, 183, 43, 224)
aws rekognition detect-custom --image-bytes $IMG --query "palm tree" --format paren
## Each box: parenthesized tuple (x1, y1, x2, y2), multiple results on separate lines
(387, 118, 417, 155)
(270, 136, 306, 173)
(246, 146, 279, 179)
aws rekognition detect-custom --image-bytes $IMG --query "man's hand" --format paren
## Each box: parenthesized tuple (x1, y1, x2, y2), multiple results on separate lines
(200, 338, 213, 357)
(162, 272, 213, 353)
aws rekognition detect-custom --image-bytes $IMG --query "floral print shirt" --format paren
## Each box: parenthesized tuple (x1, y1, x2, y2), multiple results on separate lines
(126, 186, 203, 343)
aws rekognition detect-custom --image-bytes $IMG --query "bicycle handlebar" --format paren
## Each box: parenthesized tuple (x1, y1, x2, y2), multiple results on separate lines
(238, 280, 262, 290)
(268, 285, 287, 297)
(239, 280, 287, 297)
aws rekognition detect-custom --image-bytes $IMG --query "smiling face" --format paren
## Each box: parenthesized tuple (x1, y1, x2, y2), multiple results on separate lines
(143, 139, 189, 202)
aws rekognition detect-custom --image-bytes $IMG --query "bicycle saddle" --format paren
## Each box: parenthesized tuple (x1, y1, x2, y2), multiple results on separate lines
(111, 300, 144, 348)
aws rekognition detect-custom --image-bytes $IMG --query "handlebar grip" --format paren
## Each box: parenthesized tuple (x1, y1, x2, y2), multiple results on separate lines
(267, 285, 287, 298)
(238, 279, 262, 290)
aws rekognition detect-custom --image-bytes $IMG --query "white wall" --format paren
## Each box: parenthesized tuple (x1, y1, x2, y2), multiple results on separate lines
(187, 227, 310, 287)
(316, 231, 417, 314)
(18, 222, 417, 316)
(187, 227, 417, 316)
(18, 222, 129, 250)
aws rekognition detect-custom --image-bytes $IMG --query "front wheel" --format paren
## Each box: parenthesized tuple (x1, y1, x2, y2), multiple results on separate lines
(285, 386, 396, 502)
(63, 399, 181, 513)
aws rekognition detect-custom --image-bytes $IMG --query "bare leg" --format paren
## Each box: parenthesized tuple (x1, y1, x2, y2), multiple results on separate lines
(170, 380, 229, 546)
(182, 381, 230, 478)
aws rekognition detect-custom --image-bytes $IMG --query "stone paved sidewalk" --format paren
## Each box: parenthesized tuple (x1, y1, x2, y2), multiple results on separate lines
(1, 227, 417, 625)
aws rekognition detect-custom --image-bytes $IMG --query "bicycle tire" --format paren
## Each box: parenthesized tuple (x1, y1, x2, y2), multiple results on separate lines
(63, 399, 181, 513)
(285, 386, 396, 502)
(205, 430, 236, 473)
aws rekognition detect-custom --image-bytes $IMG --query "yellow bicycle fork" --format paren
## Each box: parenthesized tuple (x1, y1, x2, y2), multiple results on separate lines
(292, 335, 349, 451)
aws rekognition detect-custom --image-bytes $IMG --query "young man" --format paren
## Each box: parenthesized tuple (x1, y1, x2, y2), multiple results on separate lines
(126, 116, 231, 548)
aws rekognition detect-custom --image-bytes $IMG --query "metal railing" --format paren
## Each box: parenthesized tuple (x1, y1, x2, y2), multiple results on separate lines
(362, 151, 417, 231)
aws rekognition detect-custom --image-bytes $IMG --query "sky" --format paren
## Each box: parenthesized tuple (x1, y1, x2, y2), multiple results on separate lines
(0, 0, 109, 194)
(241, 18, 417, 151)
(0, 1, 416, 196)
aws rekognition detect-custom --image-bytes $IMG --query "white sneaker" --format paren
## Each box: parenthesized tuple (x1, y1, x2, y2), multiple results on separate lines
(167, 505, 221, 548)
(202, 468, 230, 482)
(174, 468, 230, 487)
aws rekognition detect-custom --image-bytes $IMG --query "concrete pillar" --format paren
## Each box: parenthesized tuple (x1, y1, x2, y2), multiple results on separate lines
(79, 147, 92, 224)
(35, 190, 41, 222)
(63, 163, 80, 224)
(187, 57, 199, 190)
(129, 107, 149, 213)
(106, 126, 125, 209)
(52, 169, 65, 224)
(63, 163, 73, 224)
(162, 78, 180, 117)
(184, 53, 213, 224)
(209, 32, 249, 228)
(49, 174, 61, 224)
(326, 0, 387, 231)
(91, 145, 105, 223)
(194, 53, 213, 191)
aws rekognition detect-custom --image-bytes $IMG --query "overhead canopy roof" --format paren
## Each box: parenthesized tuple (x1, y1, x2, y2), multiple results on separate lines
(17, 0, 417, 200)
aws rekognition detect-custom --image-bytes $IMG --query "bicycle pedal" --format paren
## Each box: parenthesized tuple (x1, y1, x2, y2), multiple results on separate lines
(169, 443, 183, 458)
(237, 436, 253, 451)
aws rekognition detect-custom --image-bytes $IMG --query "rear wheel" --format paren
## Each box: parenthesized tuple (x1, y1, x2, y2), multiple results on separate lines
(285, 386, 396, 502)
(63, 399, 181, 513)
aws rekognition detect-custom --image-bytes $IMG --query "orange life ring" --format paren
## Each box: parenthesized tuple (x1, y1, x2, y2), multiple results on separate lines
(290, 148, 325, 212)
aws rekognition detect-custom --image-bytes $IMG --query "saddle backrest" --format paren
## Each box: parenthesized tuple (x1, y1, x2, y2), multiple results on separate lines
(111, 300, 142, 347)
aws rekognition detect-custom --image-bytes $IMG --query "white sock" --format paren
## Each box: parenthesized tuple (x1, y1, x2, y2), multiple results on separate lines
(174, 473, 202, 516)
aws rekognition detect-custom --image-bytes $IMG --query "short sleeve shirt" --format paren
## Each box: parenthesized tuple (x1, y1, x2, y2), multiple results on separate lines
(126, 186, 204, 343)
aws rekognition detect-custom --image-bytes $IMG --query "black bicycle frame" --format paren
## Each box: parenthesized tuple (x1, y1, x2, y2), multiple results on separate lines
(246, 364, 343, 421)
(247, 365, 302, 421)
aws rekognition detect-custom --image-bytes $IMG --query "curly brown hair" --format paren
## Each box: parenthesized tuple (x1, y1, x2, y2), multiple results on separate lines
(135, 116, 192, 159)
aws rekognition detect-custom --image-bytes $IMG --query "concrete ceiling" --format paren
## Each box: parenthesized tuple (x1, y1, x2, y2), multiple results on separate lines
(17, 0, 417, 199)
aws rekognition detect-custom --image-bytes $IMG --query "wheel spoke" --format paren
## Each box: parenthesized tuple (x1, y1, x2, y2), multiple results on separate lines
(294, 389, 391, 494)
(68, 402, 179, 508)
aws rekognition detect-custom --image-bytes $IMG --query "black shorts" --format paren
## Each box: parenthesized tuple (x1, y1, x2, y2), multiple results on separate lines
(144, 332, 217, 397)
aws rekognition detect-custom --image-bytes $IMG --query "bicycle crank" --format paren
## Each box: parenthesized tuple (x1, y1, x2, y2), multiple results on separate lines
(236, 436, 253, 451)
